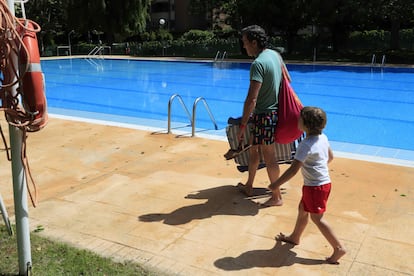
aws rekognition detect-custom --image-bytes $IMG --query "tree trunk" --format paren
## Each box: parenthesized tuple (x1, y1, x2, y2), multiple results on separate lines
(390, 19, 400, 50)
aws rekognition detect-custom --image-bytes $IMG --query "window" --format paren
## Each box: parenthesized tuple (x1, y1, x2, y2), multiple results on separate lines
(151, 2, 170, 13)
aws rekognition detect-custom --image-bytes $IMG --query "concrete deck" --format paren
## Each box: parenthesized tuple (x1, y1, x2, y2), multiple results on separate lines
(1, 117, 413, 275)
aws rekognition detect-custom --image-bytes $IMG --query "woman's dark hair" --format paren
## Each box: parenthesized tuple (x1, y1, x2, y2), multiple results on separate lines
(241, 25, 268, 49)
(300, 106, 327, 135)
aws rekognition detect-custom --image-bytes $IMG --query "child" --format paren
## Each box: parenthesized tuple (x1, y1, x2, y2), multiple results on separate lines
(267, 106, 346, 264)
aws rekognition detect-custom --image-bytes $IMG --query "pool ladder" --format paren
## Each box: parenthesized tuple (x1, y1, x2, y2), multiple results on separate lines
(214, 51, 227, 62)
(88, 46, 112, 56)
(168, 94, 218, 137)
(371, 54, 386, 67)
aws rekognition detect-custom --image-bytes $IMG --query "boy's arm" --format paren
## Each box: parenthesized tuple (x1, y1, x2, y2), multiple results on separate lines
(328, 147, 334, 163)
(268, 159, 302, 190)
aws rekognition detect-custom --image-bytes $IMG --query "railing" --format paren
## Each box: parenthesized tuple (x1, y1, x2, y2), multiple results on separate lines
(88, 46, 112, 56)
(168, 94, 218, 137)
(88, 46, 101, 56)
(371, 54, 386, 67)
(102, 46, 111, 55)
(214, 50, 227, 62)
(192, 97, 218, 136)
(57, 45, 71, 56)
(86, 46, 112, 68)
(371, 54, 376, 66)
(167, 94, 192, 134)
(214, 51, 220, 61)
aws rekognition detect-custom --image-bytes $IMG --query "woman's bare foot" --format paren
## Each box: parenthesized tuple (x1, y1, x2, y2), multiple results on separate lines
(326, 246, 346, 264)
(261, 196, 283, 207)
(237, 182, 253, 197)
(275, 232, 298, 245)
(268, 182, 277, 190)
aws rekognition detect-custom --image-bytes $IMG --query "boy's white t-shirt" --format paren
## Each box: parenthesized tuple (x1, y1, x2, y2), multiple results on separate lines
(294, 134, 331, 186)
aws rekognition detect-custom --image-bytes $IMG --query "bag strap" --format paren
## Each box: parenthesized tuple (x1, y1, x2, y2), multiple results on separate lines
(277, 52, 302, 106)
(276, 51, 291, 82)
(281, 64, 291, 83)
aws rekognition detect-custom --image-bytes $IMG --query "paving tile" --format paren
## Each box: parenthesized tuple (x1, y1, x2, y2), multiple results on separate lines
(349, 262, 409, 276)
(3, 117, 414, 275)
(159, 237, 226, 273)
(356, 236, 414, 274)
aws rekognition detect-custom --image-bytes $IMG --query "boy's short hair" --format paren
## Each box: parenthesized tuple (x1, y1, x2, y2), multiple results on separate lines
(241, 25, 268, 49)
(300, 106, 327, 135)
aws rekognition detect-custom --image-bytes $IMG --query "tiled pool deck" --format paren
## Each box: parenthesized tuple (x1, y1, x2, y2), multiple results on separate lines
(2, 115, 412, 276)
(50, 109, 414, 168)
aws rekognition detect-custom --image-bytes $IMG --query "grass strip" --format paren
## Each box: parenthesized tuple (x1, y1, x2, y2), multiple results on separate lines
(0, 225, 156, 276)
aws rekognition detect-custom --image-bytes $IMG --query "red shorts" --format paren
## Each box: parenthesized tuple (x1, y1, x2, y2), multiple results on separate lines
(301, 183, 331, 214)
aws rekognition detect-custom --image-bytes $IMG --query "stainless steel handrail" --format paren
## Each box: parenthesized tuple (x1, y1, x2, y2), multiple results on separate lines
(168, 94, 218, 137)
(214, 50, 226, 62)
(88, 46, 101, 56)
(371, 54, 376, 66)
(167, 94, 192, 134)
(192, 97, 218, 137)
(221, 51, 227, 61)
(214, 51, 220, 61)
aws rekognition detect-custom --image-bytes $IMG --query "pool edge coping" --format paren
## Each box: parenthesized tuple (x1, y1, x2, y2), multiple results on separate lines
(49, 113, 414, 169)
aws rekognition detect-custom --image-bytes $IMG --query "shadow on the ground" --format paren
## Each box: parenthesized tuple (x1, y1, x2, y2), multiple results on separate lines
(214, 240, 326, 270)
(138, 184, 268, 225)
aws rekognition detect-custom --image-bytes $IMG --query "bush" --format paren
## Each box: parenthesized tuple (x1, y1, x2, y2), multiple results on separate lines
(140, 30, 173, 42)
(180, 29, 215, 42)
(46, 26, 414, 63)
(400, 29, 414, 50)
(349, 30, 389, 50)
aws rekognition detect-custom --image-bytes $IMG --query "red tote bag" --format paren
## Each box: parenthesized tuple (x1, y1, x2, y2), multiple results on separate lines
(275, 65, 304, 144)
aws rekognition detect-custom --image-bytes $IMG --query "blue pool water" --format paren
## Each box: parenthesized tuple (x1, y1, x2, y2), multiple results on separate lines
(42, 58, 414, 159)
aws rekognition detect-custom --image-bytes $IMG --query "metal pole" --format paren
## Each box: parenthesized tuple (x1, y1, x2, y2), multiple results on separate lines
(7, 0, 32, 275)
(68, 30, 74, 56)
(10, 127, 32, 275)
(0, 193, 13, 235)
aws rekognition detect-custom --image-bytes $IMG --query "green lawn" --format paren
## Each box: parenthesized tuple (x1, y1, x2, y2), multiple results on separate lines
(0, 225, 156, 275)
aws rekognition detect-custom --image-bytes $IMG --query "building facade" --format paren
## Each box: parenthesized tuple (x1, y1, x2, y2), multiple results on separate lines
(150, 0, 209, 33)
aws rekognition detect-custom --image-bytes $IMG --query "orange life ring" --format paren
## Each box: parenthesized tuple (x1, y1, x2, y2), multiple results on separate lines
(17, 19, 48, 132)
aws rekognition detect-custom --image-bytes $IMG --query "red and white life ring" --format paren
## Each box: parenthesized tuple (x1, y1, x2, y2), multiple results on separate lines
(17, 19, 48, 132)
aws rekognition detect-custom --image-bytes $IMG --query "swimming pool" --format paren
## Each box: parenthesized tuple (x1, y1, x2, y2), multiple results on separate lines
(42, 58, 414, 162)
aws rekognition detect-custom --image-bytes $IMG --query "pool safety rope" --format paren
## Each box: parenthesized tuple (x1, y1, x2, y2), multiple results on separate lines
(0, 0, 48, 207)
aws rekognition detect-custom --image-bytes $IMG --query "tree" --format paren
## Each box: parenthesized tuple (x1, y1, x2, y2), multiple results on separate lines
(377, 0, 414, 49)
(66, 0, 151, 43)
(105, 0, 151, 41)
(21, 0, 151, 48)
(188, 0, 231, 30)
(234, 0, 310, 53)
(22, 0, 68, 51)
(308, 0, 373, 52)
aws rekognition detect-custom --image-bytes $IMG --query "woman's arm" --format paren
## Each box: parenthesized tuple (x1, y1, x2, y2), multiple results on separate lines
(238, 80, 261, 142)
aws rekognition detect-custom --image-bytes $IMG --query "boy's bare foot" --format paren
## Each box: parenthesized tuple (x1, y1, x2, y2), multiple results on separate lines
(326, 246, 346, 264)
(275, 232, 298, 245)
(237, 182, 253, 197)
(261, 197, 283, 207)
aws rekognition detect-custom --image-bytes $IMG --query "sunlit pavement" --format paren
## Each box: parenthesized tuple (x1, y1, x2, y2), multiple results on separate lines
(1, 117, 413, 275)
